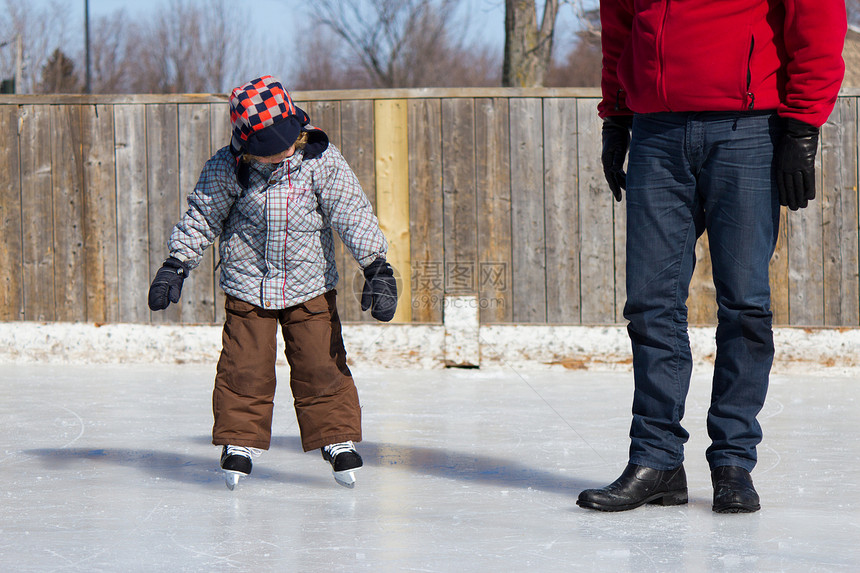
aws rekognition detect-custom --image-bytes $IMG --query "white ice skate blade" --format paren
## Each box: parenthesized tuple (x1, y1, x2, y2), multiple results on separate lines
(223, 470, 244, 491)
(332, 469, 358, 488)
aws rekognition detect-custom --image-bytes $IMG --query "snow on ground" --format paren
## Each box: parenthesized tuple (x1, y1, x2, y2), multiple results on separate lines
(2, 321, 860, 376)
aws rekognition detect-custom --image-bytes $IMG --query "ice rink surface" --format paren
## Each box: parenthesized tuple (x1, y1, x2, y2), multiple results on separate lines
(1, 363, 858, 572)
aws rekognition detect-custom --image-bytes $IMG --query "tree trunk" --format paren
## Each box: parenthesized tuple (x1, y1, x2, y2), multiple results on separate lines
(502, 0, 560, 87)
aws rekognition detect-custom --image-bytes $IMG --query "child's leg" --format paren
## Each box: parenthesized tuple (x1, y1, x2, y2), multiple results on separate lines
(280, 290, 361, 452)
(212, 295, 279, 450)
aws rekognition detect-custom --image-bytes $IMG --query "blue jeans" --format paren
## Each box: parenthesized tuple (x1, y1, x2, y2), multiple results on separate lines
(625, 112, 781, 472)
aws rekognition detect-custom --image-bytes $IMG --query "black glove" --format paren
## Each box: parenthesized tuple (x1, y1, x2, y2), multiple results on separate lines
(775, 118, 819, 211)
(602, 115, 633, 202)
(147, 257, 189, 311)
(361, 258, 397, 322)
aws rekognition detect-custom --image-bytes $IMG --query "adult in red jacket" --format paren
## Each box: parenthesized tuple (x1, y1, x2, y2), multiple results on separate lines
(577, 1, 846, 514)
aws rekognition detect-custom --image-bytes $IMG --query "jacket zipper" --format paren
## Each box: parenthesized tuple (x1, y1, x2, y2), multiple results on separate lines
(746, 35, 755, 110)
(282, 167, 291, 302)
(657, 0, 671, 109)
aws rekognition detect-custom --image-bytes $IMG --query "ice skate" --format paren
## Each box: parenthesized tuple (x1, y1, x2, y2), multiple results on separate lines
(220, 445, 261, 490)
(321, 441, 363, 488)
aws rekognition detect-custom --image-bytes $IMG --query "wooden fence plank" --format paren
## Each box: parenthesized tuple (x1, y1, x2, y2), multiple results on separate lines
(576, 98, 615, 323)
(544, 98, 580, 324)
(178, 103, 216, 324)
(339, 100, 376, 321)
(114, 105, 151, 323)
(82, 104, 119, 323)
(769, 208, 790, 325)
(510, 98, 546, 323)
(687, 233, 718, 324)
(408, 99, 444, 323)
(788, 149, 825, 325)
(304, 100, 342, 147)
(442, 98, 479, 310)
(612, 170, 628, 324)
(607, 104, 626, 323)
(50, 105, 87, 322)
(374, 99, 412, 323)
(476, 97, 513, 324)
(20, 105, 55, 321)
(146, 104, 181, 324)
(0, 105, 23, 320)
(821, 98, 860, 326)
(210, 102, 230, 324)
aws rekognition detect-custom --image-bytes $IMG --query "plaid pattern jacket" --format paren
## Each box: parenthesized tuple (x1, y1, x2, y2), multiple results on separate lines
(168, 144, 388, 309)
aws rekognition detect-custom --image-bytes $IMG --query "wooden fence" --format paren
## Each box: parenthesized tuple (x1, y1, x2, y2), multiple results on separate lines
(0, 88, 858, 327)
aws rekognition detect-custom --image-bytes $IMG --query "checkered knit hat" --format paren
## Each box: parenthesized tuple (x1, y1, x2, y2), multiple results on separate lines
(229, 75, 309, 157)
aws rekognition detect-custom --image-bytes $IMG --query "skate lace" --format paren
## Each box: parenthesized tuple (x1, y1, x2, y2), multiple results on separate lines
(225, 445, 263, 459)
(324, 441, 355, 457)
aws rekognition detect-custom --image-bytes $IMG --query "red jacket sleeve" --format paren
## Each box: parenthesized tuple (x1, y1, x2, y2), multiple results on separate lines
(599, 0, 635, 119)
(780, 0, 846, 127)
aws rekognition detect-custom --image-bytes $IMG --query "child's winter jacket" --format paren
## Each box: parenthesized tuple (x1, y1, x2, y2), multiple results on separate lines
(168, 142, 387, 310)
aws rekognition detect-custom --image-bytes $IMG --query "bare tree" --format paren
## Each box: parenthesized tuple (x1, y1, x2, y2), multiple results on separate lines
(447, 44, 502, 88)
(126, 0, 245, 93)
(293, 27, 370, 90)
(0, 0, 73, 93)
(502, 0, 560, 87)
(191, 0, 245, 93)
(39, 48, 80, 93)
(87, 12, 132, 94)
(545, 6, 601, 87)
(311, 0, 498, 88)
(546, 38, 600, 86)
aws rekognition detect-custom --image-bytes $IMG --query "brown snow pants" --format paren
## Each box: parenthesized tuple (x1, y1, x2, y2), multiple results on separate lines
(211, 290, 361, 452)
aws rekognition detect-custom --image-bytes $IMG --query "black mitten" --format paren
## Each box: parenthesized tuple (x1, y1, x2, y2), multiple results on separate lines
(360, 259, 397, 322)
(775, 118, 819, 211)
(147, 257, 189, 311)
(602, 115, 633, 201)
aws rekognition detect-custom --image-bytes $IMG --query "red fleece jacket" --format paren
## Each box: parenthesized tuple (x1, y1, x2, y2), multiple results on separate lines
(599, 0, 847, 127)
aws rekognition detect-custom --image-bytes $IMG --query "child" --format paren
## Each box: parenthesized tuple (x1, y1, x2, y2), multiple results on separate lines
(147, 75, 397, 489)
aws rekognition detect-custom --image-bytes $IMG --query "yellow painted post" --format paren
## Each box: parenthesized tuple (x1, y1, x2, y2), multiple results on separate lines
(374, 99, 412, 322)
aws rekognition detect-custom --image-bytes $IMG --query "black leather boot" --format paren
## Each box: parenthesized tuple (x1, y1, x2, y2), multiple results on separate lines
(577, 463, 688, 512)
(712, 466, 760, 513)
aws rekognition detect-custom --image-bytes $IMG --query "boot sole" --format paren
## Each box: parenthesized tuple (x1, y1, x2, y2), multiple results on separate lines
(577, 489, 688, 512)
(712, 502, 760, 514)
